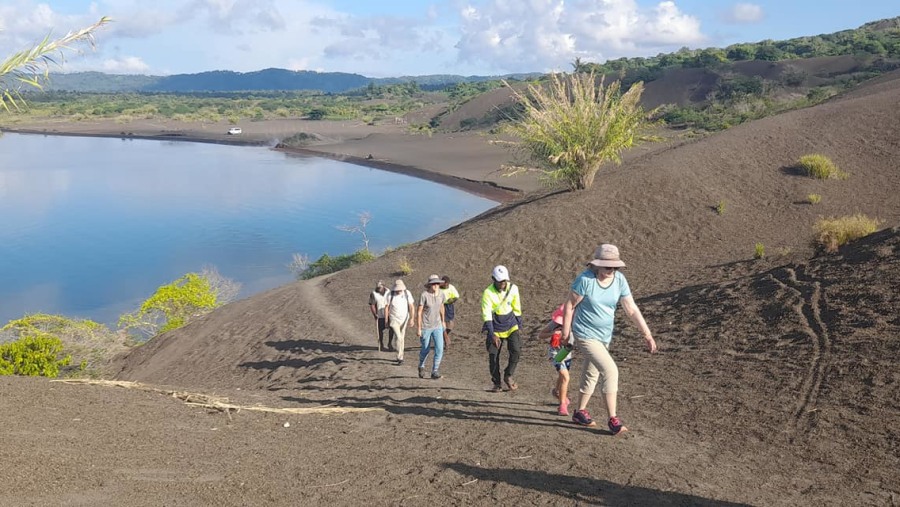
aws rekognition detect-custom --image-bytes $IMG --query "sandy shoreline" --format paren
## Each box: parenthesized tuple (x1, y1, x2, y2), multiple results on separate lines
(2, 117, 538, 202)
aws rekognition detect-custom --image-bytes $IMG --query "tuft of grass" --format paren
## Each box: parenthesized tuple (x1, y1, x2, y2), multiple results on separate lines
(754, 243, 765, 259)
(814, 214, 881, 253)
(398, 257, 413, 276)
(798, 154, 848, 180)
(715, 200, 727, 215)
(807, 193, 822, 204)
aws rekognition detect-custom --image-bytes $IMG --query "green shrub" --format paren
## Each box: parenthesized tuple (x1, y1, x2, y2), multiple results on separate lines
(118, 268, 239, 339)
(798, 154, 848, 180)
(814, 214, 881, 252)
(715, 200, 727, 215)
(2, 314, 127, 375)
(807, 193, 822, 204)
(506, 73, 654, 190)
(398, 256, 413, 276)
(0, 333, 72, 377)
(301, 249, 376, 280)
(754, 243, 765, 259)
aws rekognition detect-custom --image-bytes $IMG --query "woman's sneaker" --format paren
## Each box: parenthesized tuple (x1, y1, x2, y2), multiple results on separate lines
(558, 400, 569, 416)
(608, 416, 629, 435)
(572, 409, 596, 427)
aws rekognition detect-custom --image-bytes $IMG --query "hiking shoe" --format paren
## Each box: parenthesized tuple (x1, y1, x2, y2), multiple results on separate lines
(431, 371, 442, 379)
(558, 401, 570, 417)
(572, 409, 597, 427)
(418, 367, 426, 378)
(551, 387, 559, 399)
(489, 384, 503, 393)
(608, 416, 629, 435)
(504, 376, 518, 391)
(396, 359, 404, 365)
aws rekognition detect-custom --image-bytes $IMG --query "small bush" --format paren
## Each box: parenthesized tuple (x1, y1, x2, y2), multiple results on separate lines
(2, 314, 127, 375)
(0, 334, 72, 377)
(119, 269, 239, 339)
(715, 200, 727, 215)
(281, 132, 321, 148)
(814, 214, 881, 252)
(300, 249, 376, 280)
(754, 243, 765, 259)
(398, 257, 413, 276)
(807, 194, 822, 204)
(798, 154, 848, 180)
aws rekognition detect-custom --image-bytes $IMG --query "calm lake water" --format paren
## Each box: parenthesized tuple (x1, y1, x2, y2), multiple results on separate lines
(0, 133, 494, 326)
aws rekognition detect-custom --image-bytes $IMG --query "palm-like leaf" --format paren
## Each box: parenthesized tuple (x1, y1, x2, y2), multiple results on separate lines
(0, 17, 110, 111)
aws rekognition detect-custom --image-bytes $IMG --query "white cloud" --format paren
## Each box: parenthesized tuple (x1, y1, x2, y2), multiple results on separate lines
(721, 3, 764, 24)
(455, 0, 706, 73)
(0, 0, 708, 77)
(100, 55, 150, 73)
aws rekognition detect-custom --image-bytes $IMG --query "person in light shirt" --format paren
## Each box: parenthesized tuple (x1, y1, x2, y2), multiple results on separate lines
(562, 244, 658, 435)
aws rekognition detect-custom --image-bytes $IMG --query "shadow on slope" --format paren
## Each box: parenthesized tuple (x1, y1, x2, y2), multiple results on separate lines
(446, 463, 752, 506)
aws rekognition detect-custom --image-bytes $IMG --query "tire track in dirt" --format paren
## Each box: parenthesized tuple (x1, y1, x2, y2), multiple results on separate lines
(770, 267, 831, 436)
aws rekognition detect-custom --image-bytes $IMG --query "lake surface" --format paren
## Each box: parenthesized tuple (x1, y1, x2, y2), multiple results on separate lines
(0, 133, 494, 326)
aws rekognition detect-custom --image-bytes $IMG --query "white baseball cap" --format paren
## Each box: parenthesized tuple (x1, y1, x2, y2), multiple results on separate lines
(492, 265, 510, 282)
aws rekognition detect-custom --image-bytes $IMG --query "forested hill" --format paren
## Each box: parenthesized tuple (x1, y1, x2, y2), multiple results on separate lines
(44, 69, 535, 94)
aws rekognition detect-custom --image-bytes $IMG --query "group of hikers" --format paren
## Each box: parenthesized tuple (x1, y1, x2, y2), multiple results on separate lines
(367, 243, 658, 435)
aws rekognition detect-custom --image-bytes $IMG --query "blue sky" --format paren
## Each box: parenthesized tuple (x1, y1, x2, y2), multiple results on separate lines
(0, 1, 896, 77)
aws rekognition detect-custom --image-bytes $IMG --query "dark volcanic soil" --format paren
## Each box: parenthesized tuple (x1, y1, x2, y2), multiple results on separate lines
(2, 71, 900, 506)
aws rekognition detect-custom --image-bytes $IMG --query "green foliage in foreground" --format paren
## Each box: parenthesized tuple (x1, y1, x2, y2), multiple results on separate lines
(0, 334, 72, 377)
(301, 250, 376, 280)
(118, 272, 223, 338)
(814, 214, 881, 252)
(798, 154, 848, 180)
(0, 17, 109, 111)
(1, 314, 126, 377)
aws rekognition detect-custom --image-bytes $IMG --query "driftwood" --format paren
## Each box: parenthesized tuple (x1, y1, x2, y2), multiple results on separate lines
(51, 379, 383, 416)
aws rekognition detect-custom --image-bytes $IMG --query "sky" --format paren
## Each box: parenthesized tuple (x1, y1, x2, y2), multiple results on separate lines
(0, 0, 897, 78)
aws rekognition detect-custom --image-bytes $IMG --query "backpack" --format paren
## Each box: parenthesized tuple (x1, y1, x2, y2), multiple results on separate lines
(387, 290, 413, 308)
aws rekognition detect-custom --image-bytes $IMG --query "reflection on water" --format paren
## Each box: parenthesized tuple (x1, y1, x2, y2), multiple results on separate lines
(0, 133, 495, 326)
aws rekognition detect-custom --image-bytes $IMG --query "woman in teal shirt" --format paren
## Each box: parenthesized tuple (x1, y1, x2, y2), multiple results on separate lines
(561, 244, 657, 435)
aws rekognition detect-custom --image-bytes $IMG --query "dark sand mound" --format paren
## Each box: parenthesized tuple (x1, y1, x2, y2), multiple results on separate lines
(100, 67, 900, 505)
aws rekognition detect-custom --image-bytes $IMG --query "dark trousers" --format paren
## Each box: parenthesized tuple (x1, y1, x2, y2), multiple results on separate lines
(486, 330, 522, 386)
(377, 318, 388, 348)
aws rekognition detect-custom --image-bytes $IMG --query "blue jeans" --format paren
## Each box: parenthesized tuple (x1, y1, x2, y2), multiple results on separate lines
(419, 327, 445, 372)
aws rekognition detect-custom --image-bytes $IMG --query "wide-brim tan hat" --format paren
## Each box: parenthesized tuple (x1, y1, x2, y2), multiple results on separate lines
(587, 243, 626, 268)
(392, 279, 407, 291)
(425, 274, 442, 286)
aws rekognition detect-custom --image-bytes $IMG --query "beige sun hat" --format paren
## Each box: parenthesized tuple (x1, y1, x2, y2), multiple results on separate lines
(392, 279, 407, 291)
(425, 274, 442, 286)
(587, 244, 626, 268)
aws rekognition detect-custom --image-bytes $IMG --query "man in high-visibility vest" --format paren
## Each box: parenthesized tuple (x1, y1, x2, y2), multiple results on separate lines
(481, 265, 523, 392)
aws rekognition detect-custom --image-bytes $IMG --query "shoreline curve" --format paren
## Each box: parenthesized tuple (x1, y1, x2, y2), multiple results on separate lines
(2, 127, 522, 203)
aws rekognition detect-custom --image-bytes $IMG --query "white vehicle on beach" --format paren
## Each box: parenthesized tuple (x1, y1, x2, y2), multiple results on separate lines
(227, 127, 242, 135)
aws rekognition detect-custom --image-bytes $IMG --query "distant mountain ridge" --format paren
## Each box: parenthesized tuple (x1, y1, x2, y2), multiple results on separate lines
(45, 69, 539, 94)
